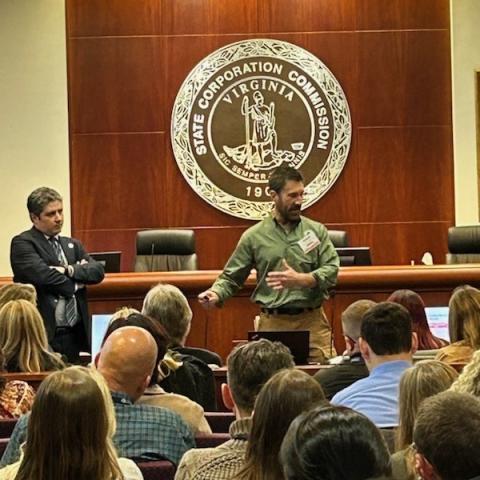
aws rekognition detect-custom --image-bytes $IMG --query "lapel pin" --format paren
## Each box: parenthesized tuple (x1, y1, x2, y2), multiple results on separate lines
(68, 243, 74, 249)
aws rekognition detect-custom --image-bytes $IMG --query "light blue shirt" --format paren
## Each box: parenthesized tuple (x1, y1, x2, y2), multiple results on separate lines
(332, 360, 411, 428)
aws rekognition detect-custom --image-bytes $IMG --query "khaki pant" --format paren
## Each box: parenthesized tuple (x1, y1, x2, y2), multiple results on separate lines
(256, 307, 336, 364)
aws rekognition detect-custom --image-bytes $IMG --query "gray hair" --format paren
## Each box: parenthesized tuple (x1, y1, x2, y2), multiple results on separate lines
(142, 283, 192, 346)
(27, 187, 62, 217)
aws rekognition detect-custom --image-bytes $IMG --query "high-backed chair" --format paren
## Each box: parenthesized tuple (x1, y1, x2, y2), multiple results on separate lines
(328, 230, 349, 248)
(446, 225, 480, 264)
(134, 229, 198, 272)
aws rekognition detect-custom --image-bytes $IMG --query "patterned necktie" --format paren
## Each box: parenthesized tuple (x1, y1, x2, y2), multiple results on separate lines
(49, 237, 77, 327)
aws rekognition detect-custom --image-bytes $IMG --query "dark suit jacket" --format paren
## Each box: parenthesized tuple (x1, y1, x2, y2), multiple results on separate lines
(10, 227, 104, 349)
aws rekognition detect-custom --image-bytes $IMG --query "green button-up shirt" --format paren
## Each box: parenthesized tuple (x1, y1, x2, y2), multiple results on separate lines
(211, 215, 339, 308)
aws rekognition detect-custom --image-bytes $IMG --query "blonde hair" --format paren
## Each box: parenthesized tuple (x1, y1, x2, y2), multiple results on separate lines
(450, 348, 480, 396)
(396, 360, 458, 451)
(109, 306, 140, 324)
(449, 285, 480, 348)
(0, 300, 65, 372)
(0, 283, 36, 309)
(142, 283, 192, 346)
(15, 366, 123, 480)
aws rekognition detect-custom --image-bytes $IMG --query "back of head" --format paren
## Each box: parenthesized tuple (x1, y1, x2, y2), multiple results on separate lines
(227, 339, 294, 414)
(450, 348, 480, 396)
(414, 391, 480, 480)
(0, 283, 36, 310)
(16, 366, 122, 480)
(142, 283, 192, 346)
(0, 299, 62, 372)
(103, 313, 169, 385)
(341, 299, 377, 340)
(397, 360, 458, 450)
(281, 405, 391, 480)
(448, 285, 480, 348)
(268, 166, 303, 193)
(27, 187, 62, 217)
(360, 302, 412, 355)
(241, 369, 326, 480)
(97, 326, 158, 398)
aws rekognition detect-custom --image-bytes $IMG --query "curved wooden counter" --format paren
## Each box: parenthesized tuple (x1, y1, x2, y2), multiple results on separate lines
(2, 265, 480, 360)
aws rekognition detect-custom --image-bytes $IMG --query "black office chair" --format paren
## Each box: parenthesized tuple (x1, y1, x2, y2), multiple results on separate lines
(134, 229, 198, 272)
(446, 225, 480, 264)
(328, 230, 349, 248)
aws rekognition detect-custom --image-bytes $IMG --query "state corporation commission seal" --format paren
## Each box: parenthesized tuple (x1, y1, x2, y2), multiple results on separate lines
(171, 39, 351, 220)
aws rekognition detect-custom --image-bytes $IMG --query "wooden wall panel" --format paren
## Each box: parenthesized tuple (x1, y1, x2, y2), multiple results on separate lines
(67, 0, 163, 37)
(68, 37, 166, 133)
(66, 0, 454, 273)
(357, 31, 452, 126)
(71, 133, 167, 231)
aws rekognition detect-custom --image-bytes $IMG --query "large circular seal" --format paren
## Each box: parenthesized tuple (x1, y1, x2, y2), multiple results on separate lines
(171, 39, 351, 220)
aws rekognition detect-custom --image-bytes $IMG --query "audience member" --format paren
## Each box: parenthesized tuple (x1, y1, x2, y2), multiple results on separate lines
(314, 299, 375, 399)
(332, 302, 416, 427)
(143, 283, 218, 410)
(0, 300, 65, 372)
(0, 349, 35, 419)
(0, 283, 36, 309)
(413, 391, 480, 480)
(0, 366, 142, 480)
(388, 289, 448, 350)
(143, 283, 222, 366)
(435, 285, 480, 364)
(0, 327, 194, 467)
(391, 361, 458, 480)
(175, 339, 294, 480)
(450, 347, 480, 395)
(104, 313, 211, 434)
(280, 405, 391, 480)
(235, 369, 326, 480)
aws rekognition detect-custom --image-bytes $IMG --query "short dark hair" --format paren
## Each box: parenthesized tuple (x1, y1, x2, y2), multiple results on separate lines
(227, 339, 294, 413)
(360, 302, 412, 355)
(268, 166, 304, 193)
(102, 313, 169, 385)
(280, 405, 391, 480)
(414, 391, 480, 480)
(27, 187, 62, 217)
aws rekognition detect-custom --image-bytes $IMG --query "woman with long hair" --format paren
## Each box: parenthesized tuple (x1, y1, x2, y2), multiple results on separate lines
(280, 405, 391, 480)
(235, 369, 326, 480)
(387, 289, 448, 350)
(0, 300, 64, 373)
(0, 366, 142, 480)
(450, 347, 480, 396)
(435, 285, 480, 364)
(391, 360, 458, 480)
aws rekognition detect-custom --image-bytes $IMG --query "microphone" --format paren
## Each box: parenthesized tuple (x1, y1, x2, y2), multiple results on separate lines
(149, 242, 155, 272)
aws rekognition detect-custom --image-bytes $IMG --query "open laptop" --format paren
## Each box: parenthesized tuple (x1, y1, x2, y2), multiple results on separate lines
(424, 306, 450, 342)
(90, 251, 121, 273)
(248, 330, 310, 365)
(91, 314, 113, 360)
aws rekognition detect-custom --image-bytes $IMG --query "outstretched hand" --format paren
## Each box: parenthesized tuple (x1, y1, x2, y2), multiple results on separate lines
(266, 259, 317, 290)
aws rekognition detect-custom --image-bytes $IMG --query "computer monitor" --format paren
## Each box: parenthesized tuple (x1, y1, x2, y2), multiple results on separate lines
(424, 306, 450, 342)
(248, 330, 310, 365)
(336, 247, 372, 266)
(90, 251, 121, 273)
(91, 314, 113, 359)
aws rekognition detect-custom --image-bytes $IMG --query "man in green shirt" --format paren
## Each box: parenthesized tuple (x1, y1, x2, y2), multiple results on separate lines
(198, 166, 339, 363)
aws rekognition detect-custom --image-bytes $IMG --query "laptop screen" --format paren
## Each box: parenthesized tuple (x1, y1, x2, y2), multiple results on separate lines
(91, 314, 113, 359)
(424, 307, 450, 342)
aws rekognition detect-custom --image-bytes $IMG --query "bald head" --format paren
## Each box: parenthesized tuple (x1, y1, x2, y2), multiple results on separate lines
(97, 326, 158, 400)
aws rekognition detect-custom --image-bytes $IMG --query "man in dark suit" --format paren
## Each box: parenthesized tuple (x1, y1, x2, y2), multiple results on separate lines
(10, 187, 104, 362)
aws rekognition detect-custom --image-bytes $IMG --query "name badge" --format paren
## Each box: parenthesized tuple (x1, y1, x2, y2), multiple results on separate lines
(298, 230, 320, 254)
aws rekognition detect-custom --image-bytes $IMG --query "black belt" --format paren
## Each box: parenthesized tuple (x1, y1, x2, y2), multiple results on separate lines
(55, 326, 74, 335)
(261, 306, 319, 315)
